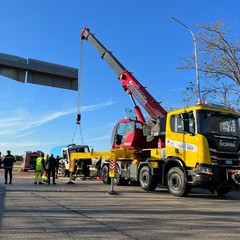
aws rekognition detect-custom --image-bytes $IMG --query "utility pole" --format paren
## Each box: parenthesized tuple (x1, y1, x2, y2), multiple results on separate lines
(172, 17, 201, 104)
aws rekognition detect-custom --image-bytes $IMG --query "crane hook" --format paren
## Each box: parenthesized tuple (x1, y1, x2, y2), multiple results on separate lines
(76, 113, 81, 124)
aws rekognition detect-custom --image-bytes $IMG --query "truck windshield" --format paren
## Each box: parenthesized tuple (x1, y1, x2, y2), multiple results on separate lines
(68, 146, 90, 154)
(198, 110, 240, 137)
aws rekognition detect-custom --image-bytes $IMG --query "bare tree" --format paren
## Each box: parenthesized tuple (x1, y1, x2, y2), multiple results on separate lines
(179, 20, 240, 110)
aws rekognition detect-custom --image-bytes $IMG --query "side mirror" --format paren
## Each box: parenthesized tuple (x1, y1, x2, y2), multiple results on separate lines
(181, 113, 191, 133)
(183, 118, 190, 132)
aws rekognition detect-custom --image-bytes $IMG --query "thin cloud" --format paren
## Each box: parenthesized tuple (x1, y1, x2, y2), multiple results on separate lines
(87, 134, 111, 142)
(0, 101, 115, 137)
(0, 140, 39, 148)
(81, 101, 114, 112)
(83, 122, 115, 132)
(14, 130, 36, 138)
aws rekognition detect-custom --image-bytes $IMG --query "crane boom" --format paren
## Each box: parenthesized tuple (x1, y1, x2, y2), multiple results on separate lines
(81, 28, 167, 120)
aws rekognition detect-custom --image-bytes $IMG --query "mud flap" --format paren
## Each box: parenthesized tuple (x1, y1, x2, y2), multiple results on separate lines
(230, 170, 240, 185)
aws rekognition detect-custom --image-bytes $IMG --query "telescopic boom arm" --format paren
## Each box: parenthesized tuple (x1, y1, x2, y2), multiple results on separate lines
(81, 28, 167, 121)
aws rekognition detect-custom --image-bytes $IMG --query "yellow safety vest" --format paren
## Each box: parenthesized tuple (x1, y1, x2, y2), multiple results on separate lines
(36, 157, 44, 171)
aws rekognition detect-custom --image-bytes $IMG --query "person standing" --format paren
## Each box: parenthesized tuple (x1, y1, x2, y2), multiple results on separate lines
(0, 152, 2, 167)
(43, 154, 49, 183)
(55, 155, 60, 179)
(2, 150, 16, 184)
(48, 154, 57, 185)
(34, 152, 46, 184)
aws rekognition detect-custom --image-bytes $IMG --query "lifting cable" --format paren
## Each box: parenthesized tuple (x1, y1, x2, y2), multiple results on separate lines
(72, 39, 85, 144)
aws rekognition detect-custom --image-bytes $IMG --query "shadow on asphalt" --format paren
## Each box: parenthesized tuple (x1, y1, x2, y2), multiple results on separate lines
(0, 185, 5, 233)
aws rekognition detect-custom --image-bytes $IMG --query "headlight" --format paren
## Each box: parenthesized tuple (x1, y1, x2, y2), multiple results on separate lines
(197, 165, 213, 175)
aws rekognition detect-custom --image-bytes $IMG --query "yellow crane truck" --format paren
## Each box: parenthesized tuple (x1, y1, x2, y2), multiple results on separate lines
(70, 28, 240, 197)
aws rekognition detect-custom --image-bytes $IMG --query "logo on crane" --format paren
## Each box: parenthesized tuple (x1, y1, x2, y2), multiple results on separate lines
(128, 81, 147, 106)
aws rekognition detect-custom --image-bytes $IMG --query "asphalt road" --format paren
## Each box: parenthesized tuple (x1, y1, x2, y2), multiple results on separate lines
(0, 168, 240, 240)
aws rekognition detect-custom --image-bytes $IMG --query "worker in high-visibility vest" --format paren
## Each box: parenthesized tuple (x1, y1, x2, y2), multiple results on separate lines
(43, 154, 49, 183)
(34, 152, 46, 184)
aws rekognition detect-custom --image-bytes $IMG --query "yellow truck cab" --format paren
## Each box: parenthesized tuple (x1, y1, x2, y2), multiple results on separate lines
(164, 102, 240, 196)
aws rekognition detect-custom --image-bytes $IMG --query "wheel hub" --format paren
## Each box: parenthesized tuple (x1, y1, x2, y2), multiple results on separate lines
(142, 172, 149, 185)
(170, 173, 181, 190)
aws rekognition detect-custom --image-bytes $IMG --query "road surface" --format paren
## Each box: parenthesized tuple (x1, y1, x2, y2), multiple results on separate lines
(0, 169, 240, 239)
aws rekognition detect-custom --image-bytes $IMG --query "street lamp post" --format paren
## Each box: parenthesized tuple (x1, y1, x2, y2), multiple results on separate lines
(172, 17, 201, 104)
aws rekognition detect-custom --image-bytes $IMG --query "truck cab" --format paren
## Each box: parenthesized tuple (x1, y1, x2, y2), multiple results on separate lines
(51, 144, 92, 179)
(164, 103, 240, 195)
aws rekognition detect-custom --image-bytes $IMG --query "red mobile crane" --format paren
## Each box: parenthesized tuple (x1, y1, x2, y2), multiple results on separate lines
(81, 28, 167, 151)
(79, 27, 240, 197)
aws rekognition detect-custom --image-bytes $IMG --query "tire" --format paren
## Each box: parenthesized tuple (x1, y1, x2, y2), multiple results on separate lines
(101, 164, 128, 186)
(167, 167, 190, 197)
(112, 165, 122, 186)
(58, 166, 67, 177)
(209, 186, 232, 196)
(101, 165, 110, 184)
(139, 166, 158, 191)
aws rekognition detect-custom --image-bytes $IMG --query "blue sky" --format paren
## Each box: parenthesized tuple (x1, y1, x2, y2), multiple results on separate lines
(0, 0, 239, 155)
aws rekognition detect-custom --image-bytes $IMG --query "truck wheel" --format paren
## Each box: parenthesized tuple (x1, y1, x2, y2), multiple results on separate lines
(167, 167, 190, 197)
(113, 165, 124, 186)
(58, 166, 67, 177)
(101, 165, 110, 184)
(209, 186, 232, 196)
(139, 166, 158, 191)
(101, 164, 127, 186)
